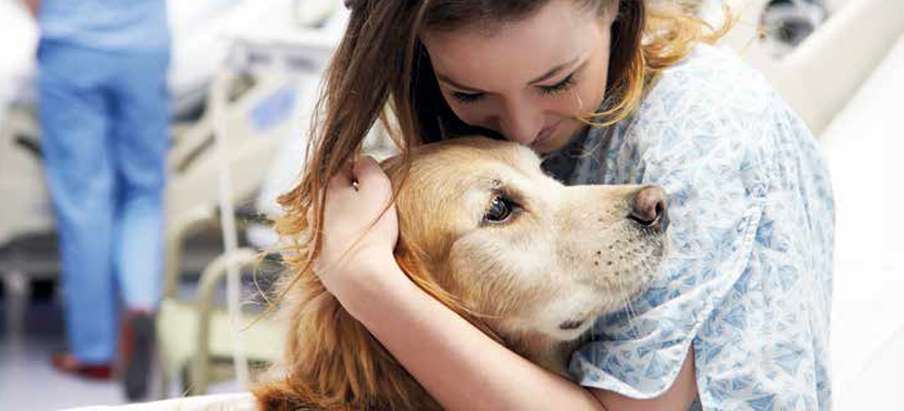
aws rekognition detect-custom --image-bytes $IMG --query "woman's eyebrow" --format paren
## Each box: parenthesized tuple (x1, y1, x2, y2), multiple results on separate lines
(436, 55, 582, 92)
(436, 73, 483, 92)
(527, 56, 580, 85)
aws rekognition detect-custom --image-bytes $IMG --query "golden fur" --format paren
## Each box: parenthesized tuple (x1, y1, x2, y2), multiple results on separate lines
(254, 137, 668, 410)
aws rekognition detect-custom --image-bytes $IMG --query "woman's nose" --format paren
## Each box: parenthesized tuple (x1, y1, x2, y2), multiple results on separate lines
(501, 102, 544, 146)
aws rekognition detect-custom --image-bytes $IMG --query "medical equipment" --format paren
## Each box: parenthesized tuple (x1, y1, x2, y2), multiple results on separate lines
(0, 0, 334, 336)
(0, 0, 346, 399)
(156, 0, 350, 397)
(759, 0, 829, 57)
(721, 0, 904, 136)
(0, 0, 336, 248)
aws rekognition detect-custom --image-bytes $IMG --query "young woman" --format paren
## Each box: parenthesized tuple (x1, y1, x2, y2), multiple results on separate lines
(277, 0, 834, 409)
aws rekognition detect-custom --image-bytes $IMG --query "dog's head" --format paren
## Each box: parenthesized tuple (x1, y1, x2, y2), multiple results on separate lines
(257, 136, 670, 410)
(383, 137, 669, 344)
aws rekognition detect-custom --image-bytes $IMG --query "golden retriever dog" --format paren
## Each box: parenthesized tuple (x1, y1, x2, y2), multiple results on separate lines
(255, 137, 669, 410)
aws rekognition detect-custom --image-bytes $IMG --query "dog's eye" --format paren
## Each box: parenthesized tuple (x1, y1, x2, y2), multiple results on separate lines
(485, 196, 513, 223)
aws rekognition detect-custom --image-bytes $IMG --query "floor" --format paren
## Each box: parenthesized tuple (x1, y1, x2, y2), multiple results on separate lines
(0, 261, 245, 411)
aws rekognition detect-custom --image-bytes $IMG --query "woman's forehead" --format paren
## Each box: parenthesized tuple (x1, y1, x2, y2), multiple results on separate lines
(421, 0, 603, 90)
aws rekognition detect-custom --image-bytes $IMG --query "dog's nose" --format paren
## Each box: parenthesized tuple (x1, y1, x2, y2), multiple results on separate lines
(629, 186, 669, 232)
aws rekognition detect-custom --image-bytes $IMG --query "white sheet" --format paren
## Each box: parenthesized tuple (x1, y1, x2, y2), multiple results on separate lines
(0, 0, 38, 124)
(820, 33, 904, 410)
(63, 392, 256, 411)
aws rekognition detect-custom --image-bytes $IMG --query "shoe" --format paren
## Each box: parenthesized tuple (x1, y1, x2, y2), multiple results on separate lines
(51, 351, 113, 380)
(121, 311, 156, 401)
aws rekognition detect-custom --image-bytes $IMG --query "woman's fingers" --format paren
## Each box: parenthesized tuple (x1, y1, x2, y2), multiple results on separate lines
(353, 155, 393, 199)
(327, 158, 355, 191)
(315, 154, 401, 296)
(323, 155, 394, 222)
(327, 155, 388, 195)
(353, 155, 383, 185)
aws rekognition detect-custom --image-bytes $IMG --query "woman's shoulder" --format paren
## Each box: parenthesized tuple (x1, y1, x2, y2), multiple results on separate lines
(619, 43, 799, 160)
(597, 43, 818, 189)
(644, 43, 779, 116)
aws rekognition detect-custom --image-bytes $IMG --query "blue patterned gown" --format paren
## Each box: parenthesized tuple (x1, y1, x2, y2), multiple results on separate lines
(542, 44, 834, 411)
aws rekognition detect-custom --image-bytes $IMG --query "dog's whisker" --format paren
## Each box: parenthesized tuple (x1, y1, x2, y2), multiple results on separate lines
(618, 269, 640, 340)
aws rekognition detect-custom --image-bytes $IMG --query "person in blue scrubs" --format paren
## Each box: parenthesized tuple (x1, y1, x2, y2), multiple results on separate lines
(23, 0, 170, 400)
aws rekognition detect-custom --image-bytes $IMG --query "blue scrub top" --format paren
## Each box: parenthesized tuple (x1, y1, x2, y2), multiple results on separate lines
(38, 0, 170, 52)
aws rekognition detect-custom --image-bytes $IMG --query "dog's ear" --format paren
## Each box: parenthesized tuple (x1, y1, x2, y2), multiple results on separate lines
(253, 378, 323, 411)
(394, 236, 507, 346)
(254, 247, 439, 410)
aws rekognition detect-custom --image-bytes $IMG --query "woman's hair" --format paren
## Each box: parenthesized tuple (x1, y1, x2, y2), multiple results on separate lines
(275, 0, 728, 281)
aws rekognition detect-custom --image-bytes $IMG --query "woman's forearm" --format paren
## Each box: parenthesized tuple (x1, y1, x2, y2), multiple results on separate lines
(339, 263, 607, 411)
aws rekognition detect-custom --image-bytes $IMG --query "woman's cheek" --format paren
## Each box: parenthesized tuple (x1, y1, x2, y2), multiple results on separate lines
(552, 91, 585, 118)
(449, 102, 494, 129)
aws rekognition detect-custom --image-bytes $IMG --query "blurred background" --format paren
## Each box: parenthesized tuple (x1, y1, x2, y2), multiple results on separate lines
(0, 0, 901, 409)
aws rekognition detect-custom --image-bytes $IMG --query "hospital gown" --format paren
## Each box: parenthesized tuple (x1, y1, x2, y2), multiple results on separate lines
(542, 44, 834, 410)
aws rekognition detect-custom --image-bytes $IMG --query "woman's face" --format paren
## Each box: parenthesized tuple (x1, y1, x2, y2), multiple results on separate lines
(422, 0, 618, 154)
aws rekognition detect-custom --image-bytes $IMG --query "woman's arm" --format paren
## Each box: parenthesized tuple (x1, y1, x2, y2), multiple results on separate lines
(320, 157, 698, 411)
(592, 347, 698, 411)
(339, 257, 698, 411)
(340, 257, 606, 411)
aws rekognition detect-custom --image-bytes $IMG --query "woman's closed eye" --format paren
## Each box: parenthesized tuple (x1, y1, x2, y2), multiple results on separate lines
(451, 90, 486, 103)
(538, 72, 577, 96)
(450, 71, 579, 104)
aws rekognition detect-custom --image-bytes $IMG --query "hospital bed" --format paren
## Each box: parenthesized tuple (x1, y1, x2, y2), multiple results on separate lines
(0, 0, 336, 338)
(0, 0, 343, 401)
(0, 0, 338, 248)
(155, 1, 350, 398)
(0, 0, 37, 128)
(721, 0, 904, 136)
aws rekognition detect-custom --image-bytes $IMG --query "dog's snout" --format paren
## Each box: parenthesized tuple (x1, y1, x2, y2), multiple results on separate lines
(629, 186, 669, 232)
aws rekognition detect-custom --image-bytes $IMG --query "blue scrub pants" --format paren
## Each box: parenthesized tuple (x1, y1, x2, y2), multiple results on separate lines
(37, 40, 170, 364)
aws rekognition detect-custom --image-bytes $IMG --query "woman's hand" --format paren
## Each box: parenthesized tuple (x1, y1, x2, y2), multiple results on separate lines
(317, 155, 402, 300)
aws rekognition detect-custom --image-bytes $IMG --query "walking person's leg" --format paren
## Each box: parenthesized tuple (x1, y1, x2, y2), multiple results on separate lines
(109, 49, 170, 400)
(38, 41, 118, 378)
